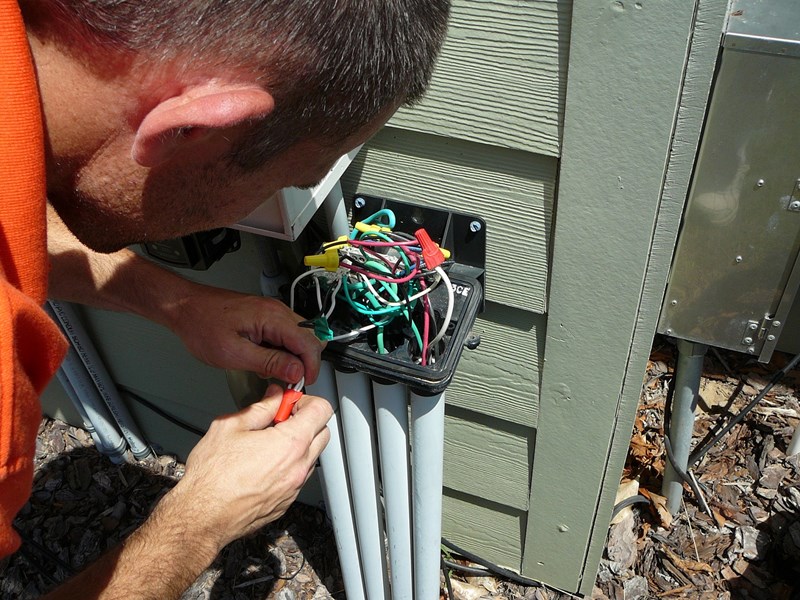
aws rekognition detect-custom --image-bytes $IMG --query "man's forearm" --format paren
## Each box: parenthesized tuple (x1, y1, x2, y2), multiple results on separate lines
(42, 484, 221, 600)
(47, 204, 193, 330)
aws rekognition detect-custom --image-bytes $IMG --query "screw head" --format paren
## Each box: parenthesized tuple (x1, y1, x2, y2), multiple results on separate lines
(558, 524, 570, 533)
(767, 334, 776, 342)
(735, 256, 743, 263)
(670, 299, 678, 306)
(749, 323, 758, 330)
(353, 197, 366, 209)
(665, 328, 673, 335)
(757, 179, 766, 187)
(773, 321, 782, 328)
(469, 220, 482, 233)
(791, 200, 800, 211)
(747, 346, 756, 354)
(743, 336, 753, 345)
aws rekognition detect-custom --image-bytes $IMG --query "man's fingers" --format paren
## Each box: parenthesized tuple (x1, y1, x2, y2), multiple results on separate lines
(231, 336, 306, 384)
(276, 395, 333, 436)
(233, 384, 284, 430)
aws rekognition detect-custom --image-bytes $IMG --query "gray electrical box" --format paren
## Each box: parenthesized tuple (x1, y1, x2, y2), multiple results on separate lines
(658, 0, 800, 362)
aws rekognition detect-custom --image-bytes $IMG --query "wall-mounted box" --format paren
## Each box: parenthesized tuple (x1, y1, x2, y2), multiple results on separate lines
(658, 0, 800, 363)
(233, 146, 360, 240)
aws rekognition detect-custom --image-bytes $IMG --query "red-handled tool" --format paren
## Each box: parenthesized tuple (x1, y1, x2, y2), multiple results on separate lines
(273, 377, 304, 423)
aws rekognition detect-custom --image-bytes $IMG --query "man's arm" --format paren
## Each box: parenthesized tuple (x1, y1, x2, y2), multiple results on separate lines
(42, 387, 332, 600)
(47, 205, 323, 383)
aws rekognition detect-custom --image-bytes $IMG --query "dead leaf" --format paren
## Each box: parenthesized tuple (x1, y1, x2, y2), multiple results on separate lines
(641, 489, 673, 529)
(662, 546, 714, 574)
(610, 479, 640, 525)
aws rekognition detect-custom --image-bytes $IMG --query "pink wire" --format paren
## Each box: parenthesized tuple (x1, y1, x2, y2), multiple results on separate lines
(343, 262, 420, 283)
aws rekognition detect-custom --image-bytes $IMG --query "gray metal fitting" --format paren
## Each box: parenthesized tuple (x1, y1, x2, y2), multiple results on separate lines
(469, 220, 482, 233)
(353, 197, 366, 209)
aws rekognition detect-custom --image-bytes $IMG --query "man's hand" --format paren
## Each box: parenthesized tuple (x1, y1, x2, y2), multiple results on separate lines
(44, 387, 332, 599)
(47, 205, 323, 384)
(174, 384, 333, 549)
(164, 286, 323, 385)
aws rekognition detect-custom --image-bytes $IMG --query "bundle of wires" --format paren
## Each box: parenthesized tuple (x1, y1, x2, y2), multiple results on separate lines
(290, 208, 455, 366)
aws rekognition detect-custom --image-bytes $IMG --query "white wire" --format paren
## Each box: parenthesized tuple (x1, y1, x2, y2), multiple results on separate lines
(429, 266, 453, 349)
(324, 275, 344, 318)
(289, 268, 324, 311)
(360, 273, 438, 307)
(330, 324, 377, 342)
(314, 276, 323, 311)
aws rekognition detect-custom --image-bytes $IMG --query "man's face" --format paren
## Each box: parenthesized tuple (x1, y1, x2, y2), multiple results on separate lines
(50, 118, 381, 253)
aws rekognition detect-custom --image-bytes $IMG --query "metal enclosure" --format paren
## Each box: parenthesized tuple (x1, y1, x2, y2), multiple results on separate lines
(658, 0, 800, 362)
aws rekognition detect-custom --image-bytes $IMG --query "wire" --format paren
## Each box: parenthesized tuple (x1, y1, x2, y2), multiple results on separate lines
(443, 558, 492, 577)
(442, 556, 455, 599)
(428, 266, 453, 348)
(441, 537, 542, 588)
(688, 351, 800, 465)
(122, 388, 207, 437)
(610, 494, 651, 520)
(289, 267, 325, 311)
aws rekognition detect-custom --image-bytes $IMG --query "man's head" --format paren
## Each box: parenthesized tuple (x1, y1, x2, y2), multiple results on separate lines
(23, 0, 450, 251)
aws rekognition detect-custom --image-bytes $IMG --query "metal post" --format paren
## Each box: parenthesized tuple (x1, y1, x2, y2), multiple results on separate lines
(662, 339, 707, 514)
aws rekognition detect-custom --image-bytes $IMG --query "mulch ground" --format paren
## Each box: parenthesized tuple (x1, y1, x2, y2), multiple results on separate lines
(1, 340, 799, 599)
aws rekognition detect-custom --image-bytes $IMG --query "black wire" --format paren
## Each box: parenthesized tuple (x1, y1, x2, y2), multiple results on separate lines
(441, 538, 542, 588)
(443, 558, 492, 576)
(689, 351, 800, 465)
(121, 389, 207, 437)
(277, 555, 306, 580)
(610, 495, 651, 520)
(441, 556, 455, 599)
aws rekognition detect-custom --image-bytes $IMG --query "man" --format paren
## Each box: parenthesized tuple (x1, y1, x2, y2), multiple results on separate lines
(0, 0, 450, 596)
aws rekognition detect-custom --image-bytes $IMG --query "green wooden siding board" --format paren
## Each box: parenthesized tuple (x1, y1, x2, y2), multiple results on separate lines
(446, 302, 543, 427)
(579, 1, 728, 593)
(443, 489, 526, 570)
(390, 0, 570, 157)
(341, 127, 555, 313)
(522, 0, 702, 592)
(444, 406, 533, 511)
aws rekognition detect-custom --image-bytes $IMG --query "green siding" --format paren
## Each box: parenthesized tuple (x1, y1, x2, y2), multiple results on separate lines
(444, 406, 533, 511)
(341, 127, 555, 314)
(391, 0, 571, 158)
(442, 489, 525, 570)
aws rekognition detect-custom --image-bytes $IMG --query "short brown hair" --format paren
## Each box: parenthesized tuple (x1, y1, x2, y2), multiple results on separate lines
(23, 0, 451, 168)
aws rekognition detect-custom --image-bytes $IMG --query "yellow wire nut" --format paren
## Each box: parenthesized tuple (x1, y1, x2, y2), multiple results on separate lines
(438, 246, 452, 260)
(324, 235, 350, 251)
(304, 248, 340, 272)
(354, 222, 391, 234)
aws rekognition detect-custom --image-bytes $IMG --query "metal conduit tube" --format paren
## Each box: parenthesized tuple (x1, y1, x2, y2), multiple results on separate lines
(787, 423, 800, 457)
(662, 339, 707, 514)
(48, 300, 152, 459)
(336, 369, 389, 600)
(306, 363, 366, 600)
(373, 380, 413, 599)
(410, 389, 446, 600)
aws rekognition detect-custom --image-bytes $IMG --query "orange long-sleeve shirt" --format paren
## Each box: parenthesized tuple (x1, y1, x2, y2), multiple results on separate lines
(0, 0, 68, 556)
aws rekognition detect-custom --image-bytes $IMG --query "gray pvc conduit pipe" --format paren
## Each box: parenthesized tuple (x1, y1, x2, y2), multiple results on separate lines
(374, 380, 413, 599)
(47, 300, 152, 459)
(306, 362, 366, 600)
(411, 389, 446, 600)
(336, 368, 390, 599)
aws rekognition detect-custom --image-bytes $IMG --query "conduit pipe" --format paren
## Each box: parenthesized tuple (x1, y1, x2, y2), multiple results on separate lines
(410, 389, 446, 600)
(323, 181, 351, 240)
(48, 300, 152, 459)
(662, 339, 707, 514)
(373, 380, 413, 599)
(788, 423, 800, 457)
(306, 363, 366, 600)
(336, 368, 389, 599)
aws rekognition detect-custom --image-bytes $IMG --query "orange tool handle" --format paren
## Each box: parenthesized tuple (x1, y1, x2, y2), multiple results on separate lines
(274, 388, 303, 423)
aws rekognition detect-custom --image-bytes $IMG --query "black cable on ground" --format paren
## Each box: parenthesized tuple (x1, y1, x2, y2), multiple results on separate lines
(441, 537, 542, 588)
(121, 388, 207, 437)
(610, 494, 651, 520)
(688, 352, 800, 466)
(443, 559, 492, 577)
(441, 555, 455, 599)
(664, 435, 713, 519)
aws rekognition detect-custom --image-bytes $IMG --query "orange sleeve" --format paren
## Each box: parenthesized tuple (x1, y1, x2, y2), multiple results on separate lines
(0, 0, 68, 557)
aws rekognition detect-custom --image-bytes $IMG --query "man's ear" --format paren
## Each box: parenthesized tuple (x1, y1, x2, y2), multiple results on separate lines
(131, 83, 275, 167)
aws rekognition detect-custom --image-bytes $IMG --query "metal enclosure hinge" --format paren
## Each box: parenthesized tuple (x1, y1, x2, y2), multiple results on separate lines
(741, 316, 778, 354)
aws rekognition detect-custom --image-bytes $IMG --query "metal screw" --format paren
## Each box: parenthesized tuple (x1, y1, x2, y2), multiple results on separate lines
(743, 337, 753, 345)
(353, 197, 365, 209)
(747, 346, 756, 354)
(773, 321, 782, 328)
(665, 328, 673, 335)
(558, 524, 570, 533)
(670, 299, 678, 306)
(749, 323, 758, 330)
(735, 256, 743, 263)
(469, 220, 482, 233)
(767, 334, 776, 341)
(757, 179, 765, 187)
(790, 200, 800, 211)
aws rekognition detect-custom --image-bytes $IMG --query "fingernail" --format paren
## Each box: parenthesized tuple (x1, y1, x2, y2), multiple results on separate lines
(287, 363, 303, 383)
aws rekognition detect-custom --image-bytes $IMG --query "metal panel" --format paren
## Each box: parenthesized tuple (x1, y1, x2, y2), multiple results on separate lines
(726, 0, 800, 58)
(659, 49, 800, 361)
